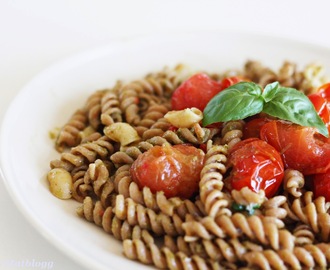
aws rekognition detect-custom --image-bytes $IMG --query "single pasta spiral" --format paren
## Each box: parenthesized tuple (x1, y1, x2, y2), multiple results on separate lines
(100, 87, 123, 126)
(284, 191, 330, 242)
(261, 195, 288, 220)
(55, 109, 88, 152)
(183, 213, 295, 251)
(71, 165, 93, 202)
(114, 194, 185, 237)
(50, 135, 115, 172)
(77, 196, 148, 241)
(283, 169, 305, 198)
(84, 89, 106, 129)
(135, 104, 170, 137)
(199, 141, 230, 218)
(83, 159, 115, 207)
(123, 238, 230, 270)
(221, 120, 244, 149)
(243, 243, 330, 270)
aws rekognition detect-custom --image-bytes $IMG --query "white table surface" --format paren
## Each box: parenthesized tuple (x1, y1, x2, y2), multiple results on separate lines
(1, 0, 330, 269)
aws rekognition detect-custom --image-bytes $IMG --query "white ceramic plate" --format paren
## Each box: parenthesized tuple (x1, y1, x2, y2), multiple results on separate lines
(1, 31, 330, 270)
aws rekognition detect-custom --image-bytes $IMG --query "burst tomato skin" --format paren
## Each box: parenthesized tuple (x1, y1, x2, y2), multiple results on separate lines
(243, 117, 271, 139)
(260, 120, 330, 175)
(130, 144, 205, 199)
(171, 73, 223, 111)
(308, 93, 330, 133)
(313, 170, 330, 202)
(318, 83, 330, 110)
(227, 138, 284, 198)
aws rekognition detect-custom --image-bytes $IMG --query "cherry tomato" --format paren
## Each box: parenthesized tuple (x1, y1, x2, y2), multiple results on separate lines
(219, 76, 249, 90)
(227, 138, 284, 198)
(130, 144, 205, 199)
(243, 117, 271, 139)
(308, 93, 330, 133)
(260, 120, 330, 175)
(317, 82, 330, 110)
(171, 73, 223, 111)
(313, 170, 330, 202)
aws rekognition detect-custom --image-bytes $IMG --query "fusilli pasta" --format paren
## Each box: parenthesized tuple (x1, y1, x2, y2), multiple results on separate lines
(47, 62, 330, 269)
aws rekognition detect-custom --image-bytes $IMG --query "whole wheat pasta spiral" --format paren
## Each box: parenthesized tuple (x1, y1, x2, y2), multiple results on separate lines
(117, 179, 200, 217)
(135, 104, 170, 137)
(71, 165, 93, 202)
(244, 60, 329, 94)
(77, 196, 149, 241)
(100, 88, 123, 126)
(231, 186, 266, 207)
(147, 64, 190, 92)
(54, 108, 88, 152)
(199, 141, 230, 217)
(50, 135, 115, 172)
(114, 194, 185, 237)
(118, 85, 140, 125)
(163, 123, 220, 146)
(118, 73, 179, 125)
(244, 60, 278, 87)
(284, 192, 330, 241)
(141, 117, 172, 140)
(126, 181, 204, 219)
(277, 61, 304, 89)
(83, 159, 115, 207)
(182, 213, 295, 251)
(164, 235, 263, 264)
(243, 243, 330, 270)
(220, 120, 244, 149)
(293, 224, 315, 246)
(112, 164, 132, 198)
(48, 62, 330, 269)
(123, 239, 231, 270)
(80, 130, 102, 144)
(261, 195, 288, 220)
(76, 196, 105, 225)
(283, 169, 305, 198)
(84, 89, 106, 129)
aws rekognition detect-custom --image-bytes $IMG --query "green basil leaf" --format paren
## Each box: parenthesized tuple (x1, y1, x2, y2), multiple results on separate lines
(262, 86, 329, 137)
(262, 81, 279, 102)
(232, 202, 245, 212)
(202, 82, 264, 126)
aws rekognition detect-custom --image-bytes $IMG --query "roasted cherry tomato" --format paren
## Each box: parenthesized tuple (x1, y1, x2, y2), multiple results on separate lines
(171, 73, 223, 111)
(219, 76, 248, 90)
(130, 144, 205, 199)
(313, 170, 330, 202)
(227, 138, 284, 198)
(243, 117, 271, 139)
(308, 93, 330, 133)
(318, 82, 330, 110)
(260, 120, 330, 175)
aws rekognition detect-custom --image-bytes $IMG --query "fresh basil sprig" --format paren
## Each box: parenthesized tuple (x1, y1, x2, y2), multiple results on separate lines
(202, 81, 329, 137)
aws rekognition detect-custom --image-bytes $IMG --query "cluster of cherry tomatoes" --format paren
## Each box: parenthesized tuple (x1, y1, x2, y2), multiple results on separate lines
(130, 72, 330, 201)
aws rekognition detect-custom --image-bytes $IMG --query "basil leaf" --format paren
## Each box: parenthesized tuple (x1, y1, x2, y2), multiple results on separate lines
(262, 86, 329, 137)
(262, 81, 279, 102)
(202, 82, 264, 126)
(202, 81, 328, 137)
